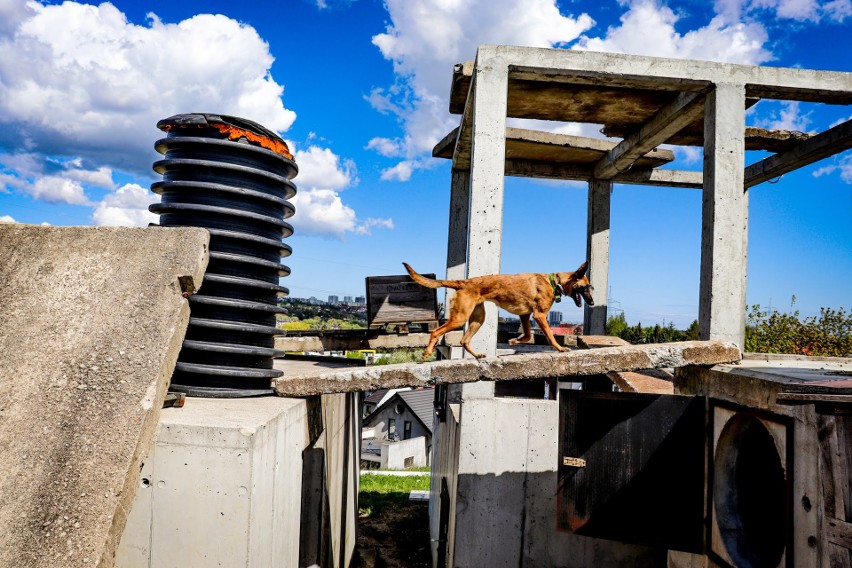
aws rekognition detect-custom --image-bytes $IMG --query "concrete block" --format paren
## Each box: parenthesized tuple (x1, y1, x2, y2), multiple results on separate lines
(116, 397, 308, 568)
(0, 224, 209, 568)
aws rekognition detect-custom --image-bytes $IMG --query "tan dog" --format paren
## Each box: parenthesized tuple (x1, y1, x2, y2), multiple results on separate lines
(403, 262, 594, 359)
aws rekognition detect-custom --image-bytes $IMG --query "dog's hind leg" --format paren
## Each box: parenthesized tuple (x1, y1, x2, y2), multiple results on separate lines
(508, 313, 533, 345)
(460, 303, 487, 358)
(422, 296, 474, 359)
(533, 312, 569, 352)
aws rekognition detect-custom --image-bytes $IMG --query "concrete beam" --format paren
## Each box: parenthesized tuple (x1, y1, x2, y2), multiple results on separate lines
(744, 119, 852, 188)
(584, 179, 611, 335)
(593, 92, 706, 179)
(504, 160, 704, 187)
(272, 340, 741, 396)
(699, 83, 748, 347)
(485, 45, 852, 103)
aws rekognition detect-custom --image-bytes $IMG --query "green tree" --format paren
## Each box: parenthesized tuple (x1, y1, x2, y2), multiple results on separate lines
(606, 312, 628, 337)
(685, 320, 699, 340)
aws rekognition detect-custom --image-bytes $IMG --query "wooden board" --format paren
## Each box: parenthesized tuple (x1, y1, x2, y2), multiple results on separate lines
(365, 274, 438, 327)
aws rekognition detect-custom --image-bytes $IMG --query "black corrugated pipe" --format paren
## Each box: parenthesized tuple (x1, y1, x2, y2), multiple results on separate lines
(150, 113, 297, 397)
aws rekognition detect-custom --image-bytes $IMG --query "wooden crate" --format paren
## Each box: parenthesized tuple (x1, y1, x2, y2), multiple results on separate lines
(366, 274, 438, 329)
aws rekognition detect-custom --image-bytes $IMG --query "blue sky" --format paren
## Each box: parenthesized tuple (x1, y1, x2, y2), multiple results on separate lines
(0, 0, 849, 328)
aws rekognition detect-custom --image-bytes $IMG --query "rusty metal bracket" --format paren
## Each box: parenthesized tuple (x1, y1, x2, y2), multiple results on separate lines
(163, 392, 186, 408)
(177, 275, 197, 298)
(563, 456, 587, 468)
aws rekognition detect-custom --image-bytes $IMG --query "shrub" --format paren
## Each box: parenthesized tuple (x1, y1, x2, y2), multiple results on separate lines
(745, 303, 851, 357)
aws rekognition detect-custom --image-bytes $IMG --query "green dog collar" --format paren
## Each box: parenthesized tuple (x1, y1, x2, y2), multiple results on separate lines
(549, 273, 563, 303)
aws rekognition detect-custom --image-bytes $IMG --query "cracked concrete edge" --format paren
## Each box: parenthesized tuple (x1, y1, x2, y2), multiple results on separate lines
(273, 340, 741, 397)
(98, 228, 209, 568)
(97, 298, 195, 568)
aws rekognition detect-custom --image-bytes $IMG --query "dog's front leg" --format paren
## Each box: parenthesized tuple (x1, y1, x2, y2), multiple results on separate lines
(508, 313, 533, 345)
(534, 313, 568, 352)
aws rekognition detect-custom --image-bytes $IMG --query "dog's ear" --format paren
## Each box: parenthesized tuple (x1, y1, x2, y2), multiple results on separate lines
(574, 261, 588, 277)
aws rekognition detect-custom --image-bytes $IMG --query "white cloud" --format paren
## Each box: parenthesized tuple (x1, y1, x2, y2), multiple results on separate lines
(576, 0, 771, 64)
(366, 137, 404, 158)
(823, 0, 852, 20)
(0, 0, 296, 214)
(286, 142, 390, 239)
(369, 0, 595, 178)
(355, 217, 395, 235)
(380, 161, 415, 182)
(0, 215, 16, 223)
(715, 0, 850, 22)
(0, 151, 114, 204)
(292, 145, 357, 191)
(812, 154, 852, 184)
(91, 183, 158, 227)
(29, 177, 90, 205)
(754, 100, 814, 132)
(289, 188, 357, 238)
(0, 3, 296, 172)
(0, 1, 383, 240)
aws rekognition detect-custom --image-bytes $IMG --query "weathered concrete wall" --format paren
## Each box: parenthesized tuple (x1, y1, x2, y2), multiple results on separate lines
(383, 436, 428, 469)
(0, 224, 209, 568)
(116, 393, 360, 568)
(448, 397, 665, 567)
(116, 397, 308, 567)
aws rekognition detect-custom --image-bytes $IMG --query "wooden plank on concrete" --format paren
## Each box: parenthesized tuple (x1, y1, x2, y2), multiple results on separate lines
(273, 340, 740, 396)
(0, 225, 209, 568)
(607, 371, 675, 395)
(578, 335, 630, 348)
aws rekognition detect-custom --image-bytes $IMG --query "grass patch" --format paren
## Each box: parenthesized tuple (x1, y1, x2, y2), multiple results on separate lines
(359, 473, 429, 518)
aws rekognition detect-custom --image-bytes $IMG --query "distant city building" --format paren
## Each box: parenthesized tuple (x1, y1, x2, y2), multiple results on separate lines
(355, 296, 366, 305)
(328, 295, 339, 304)
(344, 296, 353, 304)
(548, 311, 563, 326)
(308, 296, 320, 305)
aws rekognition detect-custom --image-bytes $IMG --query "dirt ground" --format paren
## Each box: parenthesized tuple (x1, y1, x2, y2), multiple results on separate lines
(356, 500, 431, 568)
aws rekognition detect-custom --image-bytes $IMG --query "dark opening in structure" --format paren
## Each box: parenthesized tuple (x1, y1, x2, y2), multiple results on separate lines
(714, 414, 787, 568)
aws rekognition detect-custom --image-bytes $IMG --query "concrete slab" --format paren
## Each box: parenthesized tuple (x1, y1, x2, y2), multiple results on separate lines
(273, 340, 741, 396)
(0, 224, 208, 568)
(713, 356, 852, 394)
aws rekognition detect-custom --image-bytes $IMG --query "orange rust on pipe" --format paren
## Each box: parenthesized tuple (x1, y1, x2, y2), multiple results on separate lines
(209, 123, 293, 160)
(160, 122, 294, 160)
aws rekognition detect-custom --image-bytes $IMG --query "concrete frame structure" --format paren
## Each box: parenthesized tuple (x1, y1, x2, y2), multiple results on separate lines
(431, 45, 851, 567)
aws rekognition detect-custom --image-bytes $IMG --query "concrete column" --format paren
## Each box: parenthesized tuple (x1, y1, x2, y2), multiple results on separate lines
(445, 169, 471, 323)
(465, 51, 508, 359)
(699, 82, 747, 347)
(584, 179, 611, 335)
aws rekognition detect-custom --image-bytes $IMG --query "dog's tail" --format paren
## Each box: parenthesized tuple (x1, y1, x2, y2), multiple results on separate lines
(403, 263, 464, 290)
